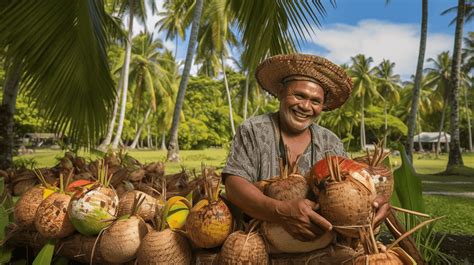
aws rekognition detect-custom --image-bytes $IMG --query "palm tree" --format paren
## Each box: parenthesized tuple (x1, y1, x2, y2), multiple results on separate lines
(374, 59, 401, 147)
(166, 0, 335, 161)
(126, 33, 166, 149)
(155, 0, 191, 57)
(0, 0, 116, 169)
(166, 0, 204, 162)
(425, 51, 451, 155)
(195, 0, 239, 136)
(406, 0, 429, 162)
(446, 0, 466, 169)
(348, 54, 380, 150)
(111, 0, 158, 149)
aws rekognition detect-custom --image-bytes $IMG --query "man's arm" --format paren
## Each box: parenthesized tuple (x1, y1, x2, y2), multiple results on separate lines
(225, 175, 332, 241)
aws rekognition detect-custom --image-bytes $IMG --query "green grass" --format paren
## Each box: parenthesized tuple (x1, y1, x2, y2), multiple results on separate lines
(424, 195, 474, 235)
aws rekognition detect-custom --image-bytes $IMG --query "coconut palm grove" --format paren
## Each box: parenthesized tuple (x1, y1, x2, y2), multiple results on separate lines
(0, 0, 473, 264)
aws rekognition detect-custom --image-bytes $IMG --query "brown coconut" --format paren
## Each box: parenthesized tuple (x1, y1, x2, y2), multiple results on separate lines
(259, 169, 334, 253)
(118, 190, 157, 221)
(14, 186, 46, 230)
(99, 215, 148, 263)
(218, 231, 269, 264)
(186, 198, 233, 248)
(137, 229, 191, 264)
(128, 168, 146, 181)
(35, 192, 75, 238)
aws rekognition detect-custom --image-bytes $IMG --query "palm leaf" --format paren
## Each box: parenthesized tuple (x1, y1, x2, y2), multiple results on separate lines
(0, 0, 115, 148)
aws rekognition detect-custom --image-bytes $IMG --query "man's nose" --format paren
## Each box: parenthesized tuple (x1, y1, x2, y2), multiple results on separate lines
(299, 99, 312, 110)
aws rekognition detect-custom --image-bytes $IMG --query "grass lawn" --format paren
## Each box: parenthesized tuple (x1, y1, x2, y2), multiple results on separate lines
(13, 149, 474, 235)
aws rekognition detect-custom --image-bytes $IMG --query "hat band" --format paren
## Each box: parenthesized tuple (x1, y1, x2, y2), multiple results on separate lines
(281, 75, 321, 86)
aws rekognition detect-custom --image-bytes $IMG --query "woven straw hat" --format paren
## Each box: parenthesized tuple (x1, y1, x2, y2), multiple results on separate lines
(255, 54, 353, 111)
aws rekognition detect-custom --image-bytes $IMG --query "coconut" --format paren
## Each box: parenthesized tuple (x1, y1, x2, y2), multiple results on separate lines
(258, 158, 334, 253)
(118, 190, 156, 221)
(186, 198, 233, 248)
(35, 192, 75, 238)
(68, 185, 118, 235)
(354, 142, 394, 202)
(14, 186, 48, 230)
(186, 169, 233, 248)
(137, 229, 191, 264)
(136, 195, 192, 264)
(128, 168, 146, 181)
(313, 155, 376, 238)
(218, 230, 268, 264)
(99, 215, 148, 263)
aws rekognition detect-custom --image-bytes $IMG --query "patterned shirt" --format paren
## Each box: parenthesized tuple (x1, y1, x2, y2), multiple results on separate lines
(223, 113, 347, 183)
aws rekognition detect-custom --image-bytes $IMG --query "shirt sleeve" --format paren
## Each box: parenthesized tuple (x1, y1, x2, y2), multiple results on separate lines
(222, 124, 259, 183)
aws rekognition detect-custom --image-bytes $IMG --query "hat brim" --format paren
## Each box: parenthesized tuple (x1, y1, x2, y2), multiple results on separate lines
(255, 54, 353, 111)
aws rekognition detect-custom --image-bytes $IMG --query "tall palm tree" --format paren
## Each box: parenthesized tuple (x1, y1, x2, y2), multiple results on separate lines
(374, 59, 401, 147)
(446, 0, 466, 169)
(155, 0, 191, 57)
(196, 0, 239, 135)
(111, 0, 158, 149)
(425, 51, 451, 155)
(166, 0, 335, 161)
(406, 0, 429, 162)
(0, 0, 116, 169)
(348, 54, 380, 150)
(167, 0, 204, 162)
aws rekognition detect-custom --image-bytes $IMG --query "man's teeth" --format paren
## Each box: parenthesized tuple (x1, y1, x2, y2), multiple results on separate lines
(294, 110, 309, 118)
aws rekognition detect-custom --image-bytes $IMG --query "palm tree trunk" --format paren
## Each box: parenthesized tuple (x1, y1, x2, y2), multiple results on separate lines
(435, 98, 447, 157)
(360, 95, 366, 150)
(447, 0, 465, 169)
(243, 72, 250, 120)
(112, 0, 134, 149)
(406, 0, 428, 162)
(383, 102, 388, 148)
(464, 84, 473, 151)
(221, 54, 236, 136)
(147, 125, 151, 148)
(0, 62, 21, 170)
(130, 108, 151, 149)
(161, 130, 166, 150)
(99, 77, 123, 149)
(167, 0, 204, 162)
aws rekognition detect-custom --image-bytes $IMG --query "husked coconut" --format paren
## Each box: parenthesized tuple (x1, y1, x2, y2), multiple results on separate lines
(219, 230, 268, 264)
(35, 192, 75, 238)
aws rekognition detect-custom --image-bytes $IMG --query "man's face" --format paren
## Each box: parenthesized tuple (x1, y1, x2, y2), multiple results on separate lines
(278, 80, 325, 134)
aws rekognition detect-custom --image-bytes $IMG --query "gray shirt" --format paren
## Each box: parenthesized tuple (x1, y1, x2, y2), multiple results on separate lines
(223, 113, 347, 183)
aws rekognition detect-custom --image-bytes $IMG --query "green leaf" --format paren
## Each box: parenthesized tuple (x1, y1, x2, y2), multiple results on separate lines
(0, 206, 8, 241)
(32, 239, 57, 265)
(393, 144, 425, 213)
(0, 247, 13, 263)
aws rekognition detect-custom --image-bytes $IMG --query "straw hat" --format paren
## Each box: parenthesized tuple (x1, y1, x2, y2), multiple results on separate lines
(255, 54, 353, 111)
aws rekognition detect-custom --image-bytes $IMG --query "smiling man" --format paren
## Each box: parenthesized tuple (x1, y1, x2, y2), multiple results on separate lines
(222, 54, 356, 245)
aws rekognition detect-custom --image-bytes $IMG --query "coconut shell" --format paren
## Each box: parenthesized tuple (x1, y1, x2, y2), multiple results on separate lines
(13, 179, 37, 196)
(219, 231, 269, 264)
(137, 229, 191, 264)
(128, 168, 146, 181)
(264, 174, 309, 200)
(118, 190, 156, 221)
(319, 179, 374, 238)
(14, 186, 46, 230)
(354, 251, 404, 265)
(35, 192, 75, 238)
(68, 186, 119, 236)
(186, 199, 233, 248)
(99, 216, 148, 263)
(261, 222, 334, 253)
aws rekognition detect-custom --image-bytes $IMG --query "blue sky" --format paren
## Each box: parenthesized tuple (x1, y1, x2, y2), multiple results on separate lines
(136, 0, 473, 80)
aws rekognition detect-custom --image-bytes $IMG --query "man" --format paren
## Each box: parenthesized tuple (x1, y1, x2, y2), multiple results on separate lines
(222, 54, 389, 243)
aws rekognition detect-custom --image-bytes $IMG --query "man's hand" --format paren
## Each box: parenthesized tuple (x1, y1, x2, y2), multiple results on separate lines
(372, 195, 390, 228)
(275, 198, 332, 242)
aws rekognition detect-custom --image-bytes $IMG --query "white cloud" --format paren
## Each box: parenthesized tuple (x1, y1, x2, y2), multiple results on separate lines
(307, 19, 453, 79)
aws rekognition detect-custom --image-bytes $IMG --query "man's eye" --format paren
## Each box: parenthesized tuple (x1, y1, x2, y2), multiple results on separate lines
(312, 100, 321, 105)
(294, 95, 304, 100)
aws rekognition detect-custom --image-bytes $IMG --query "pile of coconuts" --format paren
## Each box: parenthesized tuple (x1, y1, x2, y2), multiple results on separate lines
(4, 148, 426, 264)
